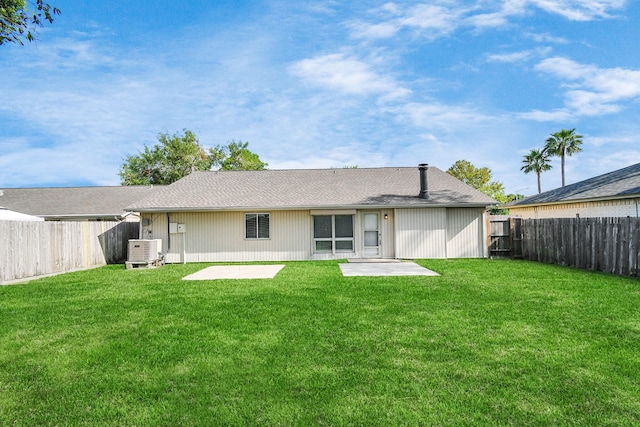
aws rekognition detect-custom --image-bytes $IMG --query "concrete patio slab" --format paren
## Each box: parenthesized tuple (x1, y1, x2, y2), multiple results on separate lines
(339, 261, 439, 277)
(182, 265, 285, 280)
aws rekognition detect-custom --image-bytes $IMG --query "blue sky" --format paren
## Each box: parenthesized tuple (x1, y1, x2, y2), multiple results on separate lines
(1, 0, 639, 196)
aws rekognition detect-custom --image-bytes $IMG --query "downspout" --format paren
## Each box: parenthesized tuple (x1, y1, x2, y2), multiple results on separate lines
(167, 212, 171, 250)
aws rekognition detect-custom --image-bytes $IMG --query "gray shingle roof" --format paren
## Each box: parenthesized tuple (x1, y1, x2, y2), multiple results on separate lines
(0, 186, 159, 219)
(507, 162, 640, 207)
(127, 166, 496, 212)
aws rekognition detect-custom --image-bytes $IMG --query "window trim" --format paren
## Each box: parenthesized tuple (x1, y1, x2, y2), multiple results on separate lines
(245, 213, 271, 240)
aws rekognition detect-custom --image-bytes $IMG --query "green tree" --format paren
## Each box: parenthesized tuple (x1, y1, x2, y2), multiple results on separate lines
(521, 148, 552, 194)
(209, 140, 268, 171)
(0, 0, 60, 45)
(505, 193, 526, 201)
(543, 128, 583, 187)
(119, 130, 213, 185)
(447, 160, 509, 203)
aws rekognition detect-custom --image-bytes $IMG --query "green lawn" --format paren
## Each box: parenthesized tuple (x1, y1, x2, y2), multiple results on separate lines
(1, 259, 639, 426)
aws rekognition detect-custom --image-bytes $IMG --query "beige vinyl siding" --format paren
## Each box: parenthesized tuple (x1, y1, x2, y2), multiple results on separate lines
(142, 211, 311, 263)
(394, 208, 447, 258)
(140, 206, 489, 262)
(446, 208, 485, 258)
(140, 211, 167, 243)
(510, 198, 640, 219)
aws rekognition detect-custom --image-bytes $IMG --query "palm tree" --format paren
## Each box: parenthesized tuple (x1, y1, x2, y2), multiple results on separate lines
(543, 128, 583, 187)
(521, 148, 552, 194)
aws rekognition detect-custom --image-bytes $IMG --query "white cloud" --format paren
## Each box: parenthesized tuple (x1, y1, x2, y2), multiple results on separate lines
(0, 0, 634, 193)
(349, 0, 626, 41)
(486, 47, 552, 63)
(487, 51, 533, 63)
(559, 147, 640, 187)
(529, 0, 626, 21)
(401, 102, 494, 130)
(348, 2, 464, 40)
(396, 4, 461, 33)
(533, 57, 640, 116)
(0, 145, 118, 187)
(524, 31, 569, 43)
(518, 109, 573, 121)
(593, 150, 640, 172)
(348, 21, 400, 39)
(289, 53, 410, 98)
(564, 90, 623, 115)
(587, 133, 638, 148)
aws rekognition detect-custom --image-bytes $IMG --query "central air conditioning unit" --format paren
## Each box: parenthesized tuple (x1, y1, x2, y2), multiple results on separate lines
(127, 239, 163, 262)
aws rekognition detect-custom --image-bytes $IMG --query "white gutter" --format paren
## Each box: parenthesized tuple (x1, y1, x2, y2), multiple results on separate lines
(508, 193, 640, 209)
(130, 202, 494, 214)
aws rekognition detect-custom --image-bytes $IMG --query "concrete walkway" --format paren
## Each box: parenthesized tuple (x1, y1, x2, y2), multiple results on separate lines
(182, 265, 285, 280)
(181, 261, 439, 280)
(340, 261, 439, 277)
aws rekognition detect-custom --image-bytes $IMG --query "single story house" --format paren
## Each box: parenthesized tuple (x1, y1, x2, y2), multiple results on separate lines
(506, 162, 640, 219)
(126, 165, 496, 263)
(0, 186, 159, 221)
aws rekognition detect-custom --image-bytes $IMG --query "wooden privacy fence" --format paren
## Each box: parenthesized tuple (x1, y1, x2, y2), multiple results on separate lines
(0, 221, 139, 284)
(489, 216, 523, 258)
(521, 217, 640, 276)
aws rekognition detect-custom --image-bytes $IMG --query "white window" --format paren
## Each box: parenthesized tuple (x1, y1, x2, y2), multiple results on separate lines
(245, 213, 270, 239)
(313, 215, 354, 253)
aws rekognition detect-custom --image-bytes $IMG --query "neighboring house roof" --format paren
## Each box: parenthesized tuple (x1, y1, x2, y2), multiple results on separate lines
(127, 166, 496, 212)
(0, 207, 44, 221)
(0, 186, 160, 220)
(507, 162, 640, 208)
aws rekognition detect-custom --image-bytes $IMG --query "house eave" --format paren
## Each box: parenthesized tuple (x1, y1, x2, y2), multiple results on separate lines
(507, 193, 640, 210)
(37, 212, 134, 221)
(132, 202, 493, 213)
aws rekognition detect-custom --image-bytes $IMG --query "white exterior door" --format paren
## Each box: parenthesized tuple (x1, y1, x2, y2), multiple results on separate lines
(363, 212, 380, 257)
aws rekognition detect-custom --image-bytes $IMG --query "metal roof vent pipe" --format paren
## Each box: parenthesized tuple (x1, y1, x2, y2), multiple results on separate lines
(418, 163, 429, 199)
